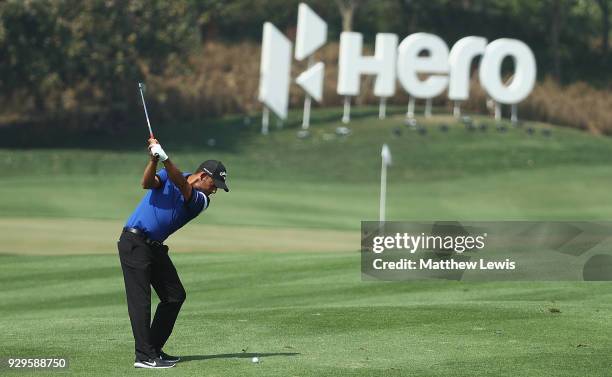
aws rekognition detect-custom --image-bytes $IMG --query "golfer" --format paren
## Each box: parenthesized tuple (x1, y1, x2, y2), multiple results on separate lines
(117, 138, 229, 369)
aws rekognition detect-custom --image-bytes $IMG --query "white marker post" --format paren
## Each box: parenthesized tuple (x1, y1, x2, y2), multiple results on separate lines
(380, 144, 392, 222)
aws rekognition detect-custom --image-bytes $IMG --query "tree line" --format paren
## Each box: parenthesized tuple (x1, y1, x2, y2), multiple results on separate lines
(0, 0, 610, 129)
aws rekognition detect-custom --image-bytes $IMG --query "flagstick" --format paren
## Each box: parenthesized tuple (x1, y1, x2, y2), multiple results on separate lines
(379, 144, 391, 222)
(379, 155, 387, 222)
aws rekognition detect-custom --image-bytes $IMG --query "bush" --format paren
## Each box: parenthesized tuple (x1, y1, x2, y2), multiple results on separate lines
(0, 0, 198, 128)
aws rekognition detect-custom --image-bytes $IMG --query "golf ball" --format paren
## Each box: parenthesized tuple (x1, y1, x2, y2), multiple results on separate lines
(251, 357, 259, 363)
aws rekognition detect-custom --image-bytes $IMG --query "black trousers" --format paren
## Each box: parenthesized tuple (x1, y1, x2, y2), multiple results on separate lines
(117, 231, 186, 361)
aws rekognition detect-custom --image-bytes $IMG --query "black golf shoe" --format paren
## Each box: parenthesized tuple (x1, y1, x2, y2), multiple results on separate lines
(134, 357, 176, 369)
(159, 351, 181, 363)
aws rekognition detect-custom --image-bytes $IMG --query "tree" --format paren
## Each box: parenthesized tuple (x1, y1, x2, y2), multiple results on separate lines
(597, 0, 610, 55)
(335, 0, 362, 31)
(546, 0, 575, 79)
(0, 0, 198, 123)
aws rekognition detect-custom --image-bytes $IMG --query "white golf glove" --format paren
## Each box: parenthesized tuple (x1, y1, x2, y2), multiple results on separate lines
(150, 143, 168, 162)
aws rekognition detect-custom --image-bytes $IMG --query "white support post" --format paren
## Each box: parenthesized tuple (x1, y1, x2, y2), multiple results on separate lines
(511, 104, 518, 125)
(261, 107, 270, 135)
(453, 101, 461, 118)
(301, 56, 314, 129)
(302, 95, 312, 129)
(406, 97, 415, 119)
(425, 98, 432, 118)
(342, 96, 351, 124)
(494, 102, 501, 121)
(379, 98, 387, 120)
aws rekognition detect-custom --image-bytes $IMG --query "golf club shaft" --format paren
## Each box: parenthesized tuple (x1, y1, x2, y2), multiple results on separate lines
(138, 84, 154, 139)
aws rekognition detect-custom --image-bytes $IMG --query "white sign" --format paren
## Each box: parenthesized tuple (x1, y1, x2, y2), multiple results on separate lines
(259, 3, 537, 121)
(258, 22, 292, 119)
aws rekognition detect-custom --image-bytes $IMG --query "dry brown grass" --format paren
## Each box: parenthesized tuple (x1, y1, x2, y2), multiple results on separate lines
(522, 78, 612, 135)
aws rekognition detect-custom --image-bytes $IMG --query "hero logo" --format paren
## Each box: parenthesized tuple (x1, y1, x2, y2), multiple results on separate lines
(258, 3, 536, 121)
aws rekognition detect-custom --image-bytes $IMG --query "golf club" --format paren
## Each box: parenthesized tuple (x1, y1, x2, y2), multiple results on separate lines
(138, 82, 154, 139)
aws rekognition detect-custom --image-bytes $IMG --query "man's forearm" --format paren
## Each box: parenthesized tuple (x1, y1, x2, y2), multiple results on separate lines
(162, 159, 190, 195)
(141, 158, 158, 188)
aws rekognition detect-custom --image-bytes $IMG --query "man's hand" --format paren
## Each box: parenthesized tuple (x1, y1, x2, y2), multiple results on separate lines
(142, 138, 162, 189)
(148, 138, 168, 162)
(144, 138, 190, 198)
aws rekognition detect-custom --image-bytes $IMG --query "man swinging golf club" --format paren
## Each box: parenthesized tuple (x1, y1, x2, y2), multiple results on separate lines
(117, 137, 229, 368)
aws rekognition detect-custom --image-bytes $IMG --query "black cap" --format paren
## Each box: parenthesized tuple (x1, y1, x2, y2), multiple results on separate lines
(198, 160, 229, 192)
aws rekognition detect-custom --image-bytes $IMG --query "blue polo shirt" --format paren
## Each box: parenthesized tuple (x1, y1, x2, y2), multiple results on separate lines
(124, 168, 209, 242)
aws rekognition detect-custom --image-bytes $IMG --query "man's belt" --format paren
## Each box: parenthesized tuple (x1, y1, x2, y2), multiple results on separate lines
(122, 227, 164, 247)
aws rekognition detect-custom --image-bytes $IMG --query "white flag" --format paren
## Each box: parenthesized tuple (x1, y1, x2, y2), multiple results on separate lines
(381, 144, 392, 166)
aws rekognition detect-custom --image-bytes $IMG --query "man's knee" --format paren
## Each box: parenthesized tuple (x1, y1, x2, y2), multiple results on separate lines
(167, 288, 186, 304)
(176, 289, 186, 304)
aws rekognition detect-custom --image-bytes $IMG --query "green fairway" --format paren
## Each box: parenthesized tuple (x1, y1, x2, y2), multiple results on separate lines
(2, 252, 612, 377)
(2, 109, 612, 376)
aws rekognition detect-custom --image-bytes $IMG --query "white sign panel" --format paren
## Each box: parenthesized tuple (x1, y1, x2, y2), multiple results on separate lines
(258, 22, 292, 119)
(295, 3, 327, 61)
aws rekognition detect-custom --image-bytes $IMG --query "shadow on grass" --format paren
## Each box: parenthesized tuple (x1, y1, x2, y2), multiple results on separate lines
(0, 114, 253, 152)
(0, 106, 404, 151)
(181, 352, 299, 362)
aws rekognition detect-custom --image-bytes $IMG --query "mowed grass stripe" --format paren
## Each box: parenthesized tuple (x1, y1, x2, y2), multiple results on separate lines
(1, 253, 612, 377)
(0, 217, 357, 255)
(3, 164, 612, 232)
